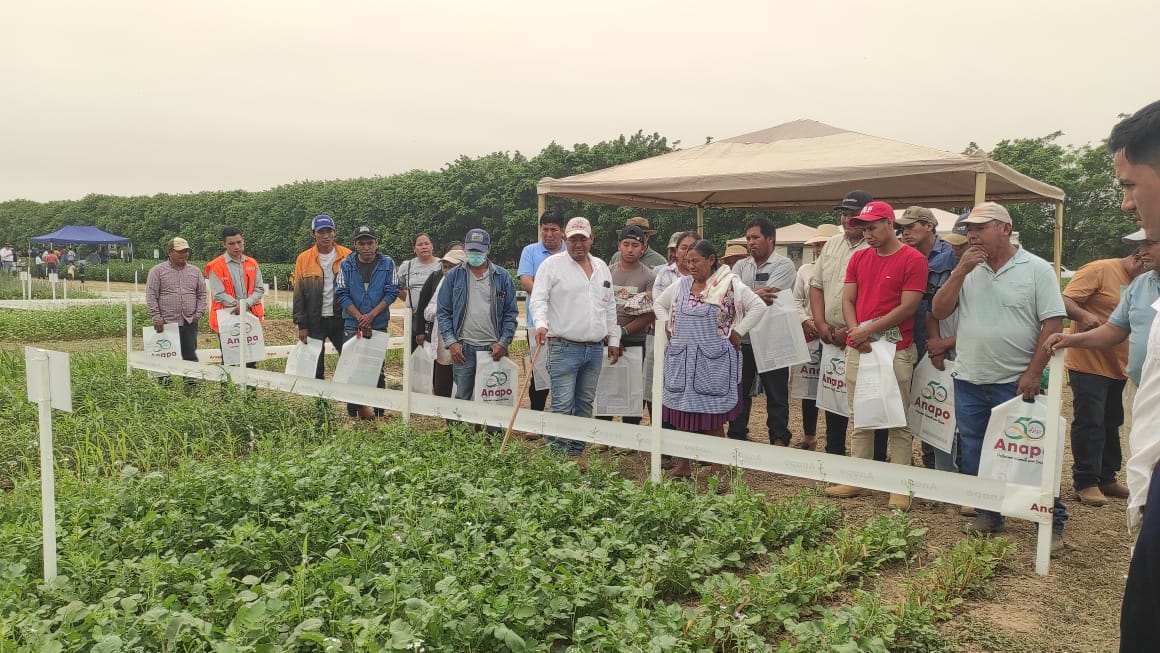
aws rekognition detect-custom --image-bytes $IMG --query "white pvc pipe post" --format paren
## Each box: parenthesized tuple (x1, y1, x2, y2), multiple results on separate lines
(62, 277, 67, 306)
(51, 276, 56, 301)
(106, 268, 110, 293)
(32, 350, 58, 581)
(273, 277, 278, 306)
(1036, 352, 1066, 575)
(125, 295, 133, 379)
(133, 270, 138, 300)
(401, 310, 412, 423)
(650, 318, 667, 483)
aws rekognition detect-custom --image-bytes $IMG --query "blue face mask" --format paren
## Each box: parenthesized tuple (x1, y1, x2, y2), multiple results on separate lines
(465, 252, 487, 267)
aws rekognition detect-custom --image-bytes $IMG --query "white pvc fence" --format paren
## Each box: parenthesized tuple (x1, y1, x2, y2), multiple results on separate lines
(122, 298, 1067, 575)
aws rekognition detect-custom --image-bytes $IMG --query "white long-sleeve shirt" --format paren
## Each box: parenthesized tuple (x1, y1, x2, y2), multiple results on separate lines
(528, 251, 619, 347)
(1127, 296, 1160, 530)
(653, 275, 767, 337)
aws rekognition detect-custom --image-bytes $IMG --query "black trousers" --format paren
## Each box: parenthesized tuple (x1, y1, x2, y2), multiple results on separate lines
(801, 399, 818, 437)
(1121, 463, 1160, 652)
(177, 320, 199, 362)
(308, 316, 347, 380)
(728, 344, 791, 445)
(821, 411, 887, 460)
(1069, 370, 1126, 489)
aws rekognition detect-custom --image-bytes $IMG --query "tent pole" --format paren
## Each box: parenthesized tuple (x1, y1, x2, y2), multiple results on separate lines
(537, 194, 546, 218)
(1053, 201, 1064, 282)
(973, 171, 987, 205)
(696, 207, 704, 237)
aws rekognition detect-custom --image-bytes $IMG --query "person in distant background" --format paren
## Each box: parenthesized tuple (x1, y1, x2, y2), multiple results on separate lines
(793, 223, 841, 450)
(0, 243, 13, 272)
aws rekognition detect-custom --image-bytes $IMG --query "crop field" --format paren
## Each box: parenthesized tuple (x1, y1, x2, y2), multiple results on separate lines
(0, 349, 1014, 652)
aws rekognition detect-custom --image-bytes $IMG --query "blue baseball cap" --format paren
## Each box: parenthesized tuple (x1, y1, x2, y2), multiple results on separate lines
(312, 215, 335, 231)
(464, 228, 491, 252)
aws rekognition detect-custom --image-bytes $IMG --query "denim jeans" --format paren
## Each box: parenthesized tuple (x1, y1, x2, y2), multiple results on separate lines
(452, 343, 493, 400)
(1068, 370, 1126, 489)
(930, 433, 960, 473)
(545, 339, 604, 456)
(728, 344, 791, 445)
(954, 378, 1067, 533)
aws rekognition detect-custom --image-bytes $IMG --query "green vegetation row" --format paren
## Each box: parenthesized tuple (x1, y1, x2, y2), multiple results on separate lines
(0, 303, 294, 344)
(71, 261, 296, 287)
(1, 130, 1138, 268)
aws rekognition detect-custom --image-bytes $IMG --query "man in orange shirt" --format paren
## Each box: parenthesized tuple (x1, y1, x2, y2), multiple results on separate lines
(1063, 252, 1146, 505)
(292, 215, 352, 379)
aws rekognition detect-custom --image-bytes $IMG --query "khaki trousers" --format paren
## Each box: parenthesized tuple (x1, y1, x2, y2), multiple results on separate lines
(845, 344, 917, 465)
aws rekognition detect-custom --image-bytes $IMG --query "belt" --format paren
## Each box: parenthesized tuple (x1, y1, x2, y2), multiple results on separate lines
(547, 336, 606, 346)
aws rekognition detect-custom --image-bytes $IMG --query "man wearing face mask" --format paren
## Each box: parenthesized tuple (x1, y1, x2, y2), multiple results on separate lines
(436, 229, 518, 402)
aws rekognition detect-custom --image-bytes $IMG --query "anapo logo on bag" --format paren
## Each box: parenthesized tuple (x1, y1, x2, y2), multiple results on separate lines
(993, 416, 1046, 458)
(913, 380, 951, 424)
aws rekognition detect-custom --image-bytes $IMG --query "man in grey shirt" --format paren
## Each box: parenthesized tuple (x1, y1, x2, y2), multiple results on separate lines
(727, 217, 799, 446)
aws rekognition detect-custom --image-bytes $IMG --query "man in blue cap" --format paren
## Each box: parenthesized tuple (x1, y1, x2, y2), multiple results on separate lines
(436, 228, 518, 401)
(292, 215, 352, 379)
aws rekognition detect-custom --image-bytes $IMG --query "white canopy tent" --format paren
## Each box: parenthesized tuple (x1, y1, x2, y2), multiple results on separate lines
(537, 120, 1066, 272)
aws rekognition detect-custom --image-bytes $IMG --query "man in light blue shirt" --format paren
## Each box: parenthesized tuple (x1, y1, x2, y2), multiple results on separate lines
(517, 208, 566, 411)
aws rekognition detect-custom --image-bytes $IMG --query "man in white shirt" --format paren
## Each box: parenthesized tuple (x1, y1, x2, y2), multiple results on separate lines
(529, 216, 620, 458)
(727, 217, 799, 446)
(0, 244, 13, 272)
(1109, 99, 1160, 650)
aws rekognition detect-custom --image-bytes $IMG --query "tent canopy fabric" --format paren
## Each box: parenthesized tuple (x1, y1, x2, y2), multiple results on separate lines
(537, 119, 1064, 211)
(30, 225, 130, 245)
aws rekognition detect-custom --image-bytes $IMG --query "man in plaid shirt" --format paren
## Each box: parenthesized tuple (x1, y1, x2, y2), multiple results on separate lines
(145, 237, 207, 361)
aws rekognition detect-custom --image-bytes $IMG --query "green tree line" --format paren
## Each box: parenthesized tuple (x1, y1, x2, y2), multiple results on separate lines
(0, 130, 1136, 268)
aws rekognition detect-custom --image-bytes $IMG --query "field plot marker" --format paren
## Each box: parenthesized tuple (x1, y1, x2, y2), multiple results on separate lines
(25, 347, 72, 582)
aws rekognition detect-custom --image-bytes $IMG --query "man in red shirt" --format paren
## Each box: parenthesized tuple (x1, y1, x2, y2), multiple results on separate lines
(825, 201, 929, 510)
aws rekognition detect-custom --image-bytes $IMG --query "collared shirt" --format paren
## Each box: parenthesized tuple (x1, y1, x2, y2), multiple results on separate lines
(460, 266, 499, 346)
(529, 251, 619, 347)
(913, 237, 957, 359)
(810, 233, 868, 327)
(732, 253, 797, 343)
(953, 248, 1066, 384)
(1126, 295, 1160, 529)
(145, 260, 206, 324)
(652, 262, 684, 298)
(517, 240, 565, 328)
(1109, 271, 1160, 385)
(207, 254, 266, 308)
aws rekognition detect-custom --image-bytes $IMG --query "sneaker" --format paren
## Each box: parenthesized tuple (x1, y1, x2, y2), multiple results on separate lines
(1051, 532, 1065, 557)
(1075, 486, 1109, 507)
(959, 505, 977, 517)
(965, 513, 1005, 535)
(888, 493, 912, 511)
(824, 484, 868, 499)
(1098, 482, 1130, 499)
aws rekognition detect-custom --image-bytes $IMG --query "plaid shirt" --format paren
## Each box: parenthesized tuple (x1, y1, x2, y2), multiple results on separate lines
(145, 261, 206, 324)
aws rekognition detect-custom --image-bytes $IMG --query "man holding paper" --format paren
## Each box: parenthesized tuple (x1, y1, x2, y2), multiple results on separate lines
(145, 236, 206, 362)
(336, 225, 398, 419)
(436, 228, 518, 401)
(206, 226, 265, 369)
(727, 217, 798, 447)
(825, 201, 928, 510)
(292, 215, 352, 380)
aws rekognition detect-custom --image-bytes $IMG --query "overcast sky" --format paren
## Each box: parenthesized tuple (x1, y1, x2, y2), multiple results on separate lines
(1, 0, 1155, 202)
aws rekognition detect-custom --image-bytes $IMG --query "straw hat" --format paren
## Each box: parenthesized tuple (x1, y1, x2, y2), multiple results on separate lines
(804, 223, 841, 245)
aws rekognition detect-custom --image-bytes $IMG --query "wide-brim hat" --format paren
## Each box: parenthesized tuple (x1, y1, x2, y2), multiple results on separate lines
(804, 223, 841, 245)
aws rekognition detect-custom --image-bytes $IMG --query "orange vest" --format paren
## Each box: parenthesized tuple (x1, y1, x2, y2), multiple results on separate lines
(206, 255, 265, 331)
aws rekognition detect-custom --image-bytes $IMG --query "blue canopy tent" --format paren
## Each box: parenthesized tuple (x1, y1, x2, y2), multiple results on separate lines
(30, 225, 132, 262)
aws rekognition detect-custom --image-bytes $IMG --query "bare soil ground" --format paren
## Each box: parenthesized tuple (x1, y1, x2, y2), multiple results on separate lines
(24, 313, 1130, 652)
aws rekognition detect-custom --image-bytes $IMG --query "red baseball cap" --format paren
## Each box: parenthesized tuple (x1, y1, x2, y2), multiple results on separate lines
(850, 201, 895, 225)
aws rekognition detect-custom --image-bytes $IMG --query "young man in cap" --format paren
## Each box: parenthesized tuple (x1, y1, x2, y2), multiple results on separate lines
(602, 224, 656, 425)
(145, 237, 206, 362)
(931, 201, 1068, 547)
(517, 208, 567, 411)
(896, 206, 960, 472)
(206, 226, 265, 369)
(809, 190, 889, 460)
(1105, 100, 1160, 649)
(529, 216, 620, 458)
(336, 225, 398, 419)
(727, 217, 798, 447)
(824, 201, 928, 510)
(610, 217, 667, 268)
(292, 215, 353, 379)
(436, 229, 518, 402)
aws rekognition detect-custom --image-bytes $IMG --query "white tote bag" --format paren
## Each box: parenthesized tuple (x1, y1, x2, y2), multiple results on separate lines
(789, 340, 822, 400)
(907, 355, 957, 454)
(409, 346, 435, 395)
(851, 340, 907, 430)
(979, 395, 1064, 491)
(333, 330, 390, 387)
(216, 308, 267, 365)
(473, 352, 519, 407)
(284, 338, 324, 378)
(816, 342, 849, 417)
(595, 346, 645, 417)
(749, 293, 812, 373)
(142, 323, 181, 377)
